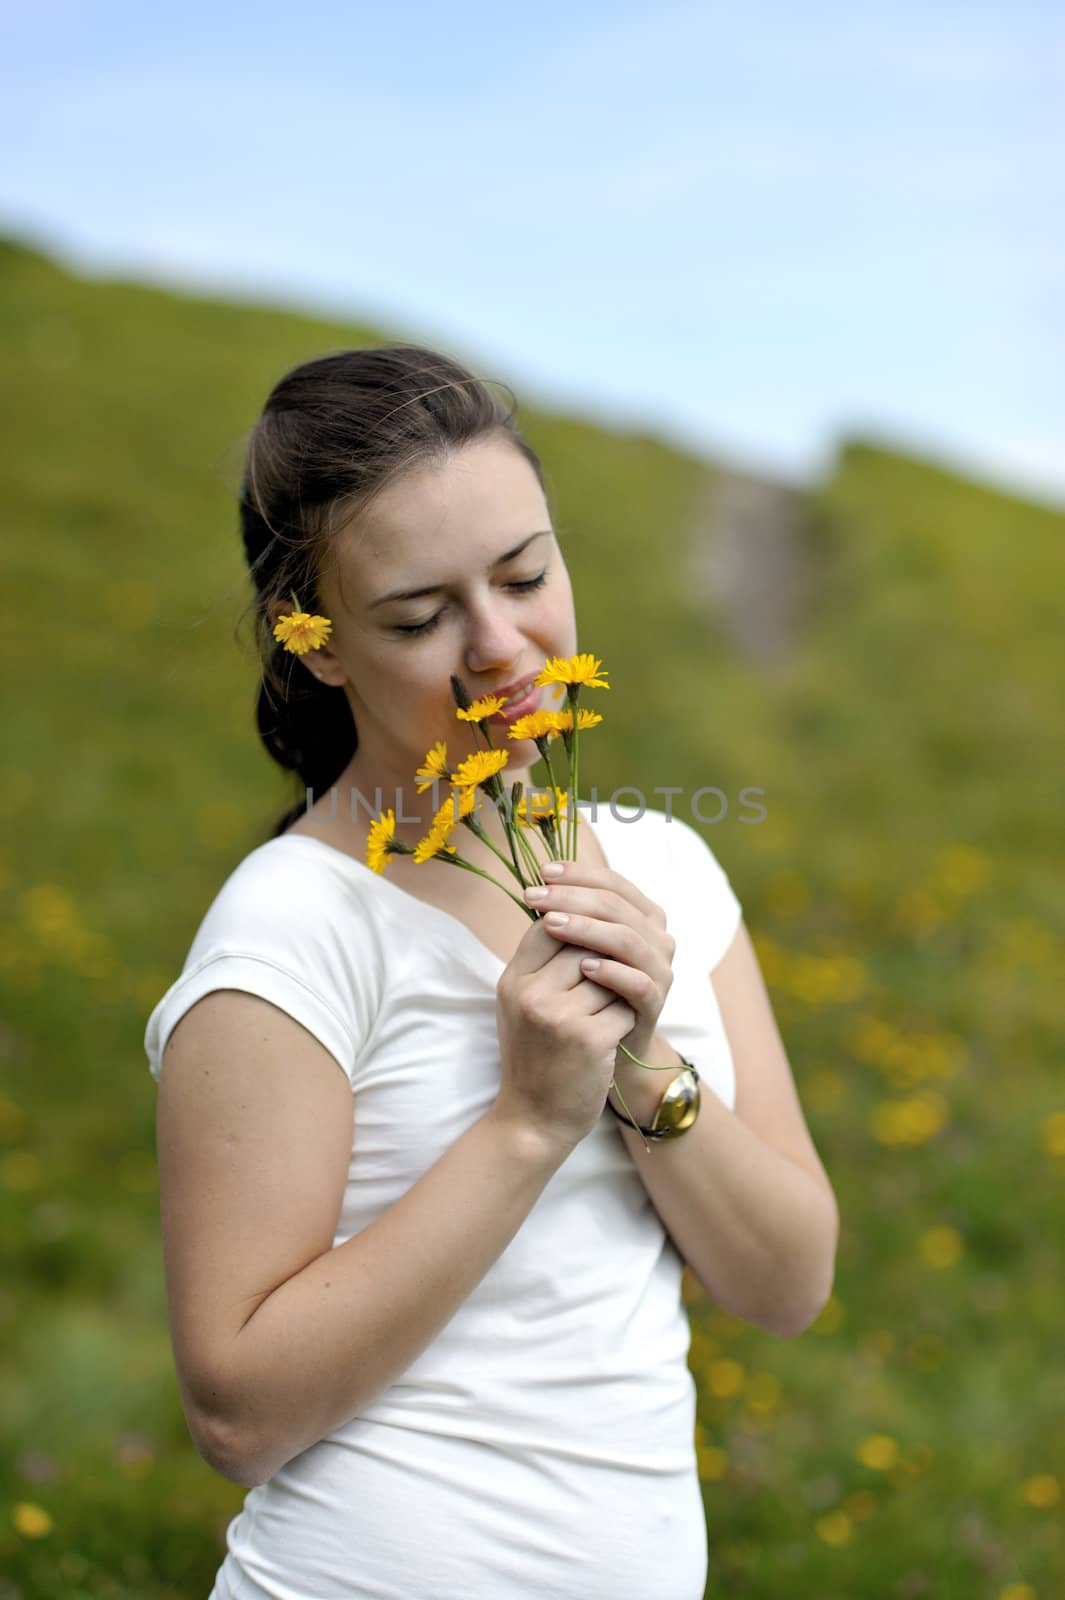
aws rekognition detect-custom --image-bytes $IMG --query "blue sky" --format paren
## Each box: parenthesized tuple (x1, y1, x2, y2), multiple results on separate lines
(4, 0, 1063, 505)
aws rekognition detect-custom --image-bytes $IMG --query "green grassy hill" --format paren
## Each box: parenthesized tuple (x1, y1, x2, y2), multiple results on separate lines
(2, 234, 1062, 1597)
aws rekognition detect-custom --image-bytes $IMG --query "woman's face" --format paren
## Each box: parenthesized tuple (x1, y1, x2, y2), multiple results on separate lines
(274, 434, 579, 822)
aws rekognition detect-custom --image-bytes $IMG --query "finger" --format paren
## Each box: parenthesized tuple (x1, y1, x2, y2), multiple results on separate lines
(508, 916, 584, 980)
(539, 911, 661, 977)
(525, 883, 646, 942)
(574, 955, 658, 1010)
(536, 860, 663, 922)
(514, 930, 603, 997)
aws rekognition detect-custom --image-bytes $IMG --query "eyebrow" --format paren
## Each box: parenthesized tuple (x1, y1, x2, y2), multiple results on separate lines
(368, 529, 554, 609)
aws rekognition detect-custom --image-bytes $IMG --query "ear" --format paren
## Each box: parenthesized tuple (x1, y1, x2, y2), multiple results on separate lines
(266, 598, 347, 688)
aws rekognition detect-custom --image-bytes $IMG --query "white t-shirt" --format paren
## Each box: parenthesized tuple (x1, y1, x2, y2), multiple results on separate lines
(144, 801, 743, 1600)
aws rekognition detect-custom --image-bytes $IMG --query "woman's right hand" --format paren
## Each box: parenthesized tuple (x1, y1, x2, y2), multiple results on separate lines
(493, 917, 637, 1153)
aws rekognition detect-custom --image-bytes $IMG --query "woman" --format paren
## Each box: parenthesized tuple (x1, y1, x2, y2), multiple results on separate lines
(145, 344, 839, 1599)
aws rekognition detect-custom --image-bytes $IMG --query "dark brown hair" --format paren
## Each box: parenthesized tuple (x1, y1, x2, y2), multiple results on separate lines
(238, 343, 547, 839)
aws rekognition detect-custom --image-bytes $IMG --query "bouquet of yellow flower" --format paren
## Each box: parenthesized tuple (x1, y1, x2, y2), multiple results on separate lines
(274, 596, 650, 1131)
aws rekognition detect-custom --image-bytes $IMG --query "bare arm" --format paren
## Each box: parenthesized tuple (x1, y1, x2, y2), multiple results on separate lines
(157, 992, 568, 1490)
(222, 1108, 562, 1485)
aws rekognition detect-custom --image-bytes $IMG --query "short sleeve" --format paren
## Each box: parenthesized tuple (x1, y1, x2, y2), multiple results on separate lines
(659, 814, 743, 972)
(143, 842, 384, 1088)
(144, 949, 359, 1086)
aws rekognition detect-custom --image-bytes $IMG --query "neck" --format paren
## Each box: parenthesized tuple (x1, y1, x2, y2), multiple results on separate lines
(309, 755, 541, 844)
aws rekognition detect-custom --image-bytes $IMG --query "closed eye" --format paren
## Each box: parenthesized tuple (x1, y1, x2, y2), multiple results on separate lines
(394, 572, 548, 637)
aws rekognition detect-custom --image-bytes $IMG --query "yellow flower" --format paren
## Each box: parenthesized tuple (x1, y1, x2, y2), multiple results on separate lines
(455, 695, 508, 723)
(272, 610, 333, 656)
(516, 789, 569, 825)
(551, 707, 603, 733)
(438, 787, 479, 831)
(413, 824, 458, 864)
(1021, 1473, 1061, 1508)
(450, 749, 510, 789)
(535, 652, 610, 690)
(366, 809, 397, 875)
(13, 1501, 53, 1538)
(415, 742, 450, 793)
(857, 1434, 900, 1471)
(506, 709, 565, 743)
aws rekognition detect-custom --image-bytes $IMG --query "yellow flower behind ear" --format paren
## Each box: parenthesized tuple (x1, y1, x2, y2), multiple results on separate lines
(415, 742, 450, 793)
(273, 610, 333, 656)
(534, 653, 610, 690)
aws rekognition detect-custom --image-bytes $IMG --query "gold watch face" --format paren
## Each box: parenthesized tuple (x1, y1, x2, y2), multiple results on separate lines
(654, 1070, 701, 1133)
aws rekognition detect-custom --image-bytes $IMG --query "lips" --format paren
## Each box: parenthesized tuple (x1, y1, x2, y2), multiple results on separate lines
(491, 674, 539, 706)
(487, 680, 543, 723)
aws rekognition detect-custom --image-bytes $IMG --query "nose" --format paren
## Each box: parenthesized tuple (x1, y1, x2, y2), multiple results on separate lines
(462, 592, 528, 675)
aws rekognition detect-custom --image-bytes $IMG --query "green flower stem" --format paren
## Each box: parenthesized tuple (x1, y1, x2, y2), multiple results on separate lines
(617, 1041, 682, 1070)
(459, 712, 552, 886)
(606, 1077, 652, 1151)
(497, 793, 526, 885)
(461, 813, 527, 884)
(436, 853, 539, 918)
(539, 741, 568, 859)
(568, 720, 580, 860)
(511, 824, 545, 884)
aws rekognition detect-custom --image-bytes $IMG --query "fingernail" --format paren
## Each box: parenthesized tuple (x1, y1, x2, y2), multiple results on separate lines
(524, 885, 549, 901)
(544, 912, 569, 928)
(541, 861, 564, 878)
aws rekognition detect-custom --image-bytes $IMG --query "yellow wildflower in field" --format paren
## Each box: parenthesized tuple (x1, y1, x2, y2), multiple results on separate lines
(744, 1373, 782, 1415)
(707, 1358, 745, 1398)
(810, 1293, 844, 1334)
(1, 1151, 41, 1191)
(1020, 1474, 1060, 1508)
(815, 1510, 852, 1547)
(1042, 1111, 1065, 1156)
(933, 842, 992, 895)
(857, 1434, 899, 1471)
(696, 1444, 728, 1481)
(869, 1091, 949, 1146)
(919, 1225, 963, 1268)
(12, 1501, 53, 1538)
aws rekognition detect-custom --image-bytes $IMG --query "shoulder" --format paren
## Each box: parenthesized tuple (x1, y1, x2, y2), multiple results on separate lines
(586, 800, 731, 875)
(588, 800, 742, 969)
(144, 835, 391, 1086)
(193, 835, 378, 946)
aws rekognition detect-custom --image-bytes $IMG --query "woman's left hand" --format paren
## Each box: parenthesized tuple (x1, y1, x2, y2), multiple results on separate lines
(523, 860, 675, 1062)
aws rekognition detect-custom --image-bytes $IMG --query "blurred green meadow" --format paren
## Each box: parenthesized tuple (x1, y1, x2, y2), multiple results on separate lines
(1, 234, 1063, 1598)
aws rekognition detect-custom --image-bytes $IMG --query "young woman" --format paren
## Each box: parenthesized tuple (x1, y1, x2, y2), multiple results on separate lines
(145, 344, 838, 1599)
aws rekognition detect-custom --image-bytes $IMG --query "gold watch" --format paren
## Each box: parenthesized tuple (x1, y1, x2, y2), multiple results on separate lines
(605, 1057, 701, 1141)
